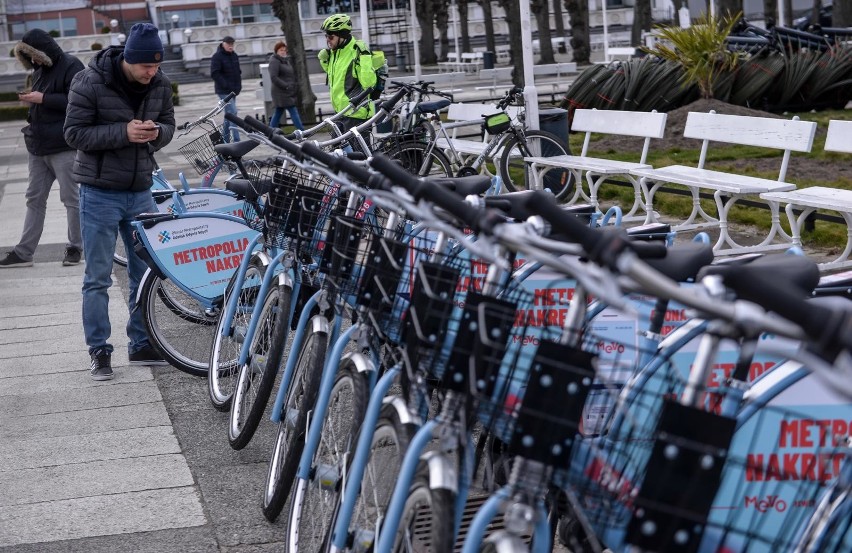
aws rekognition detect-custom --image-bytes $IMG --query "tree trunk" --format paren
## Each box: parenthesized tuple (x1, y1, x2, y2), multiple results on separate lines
(811, 0, 822, 29)
(717, 0, 743, 18)
(459, 0, 471, 53)
(783, 0, 793, 26)
(415, 0, 437, 64)
(836, 0, 852, 27)
(435, 1, 450, 61)
(552, 0, 567, 52)
(497, 0, 524, 85)
(632, 0, 653, 46)
(763, 0, 777, 26)
(564, 0, 590, 64)
(480, 0, 497, 53)
(271, 0, 316, 122)
(532, 0, 555, 64)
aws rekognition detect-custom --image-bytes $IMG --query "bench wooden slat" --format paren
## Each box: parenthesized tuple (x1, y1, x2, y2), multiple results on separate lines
(825, 120, 852, 154)
(572, 109, 666, 139)
(631, 165, 796, 194)
(684, 111, 817, 152)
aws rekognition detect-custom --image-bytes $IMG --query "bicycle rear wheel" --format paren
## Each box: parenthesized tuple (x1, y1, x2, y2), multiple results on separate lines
(262, 323, 327, 522)
(140, 275, 218, 376)
(386, 141, 453, 178)
(228, 283, 293, 450)
(287, 363, 370, 551)
(498, 129, 573, 199)
(208, 256, 265, 411)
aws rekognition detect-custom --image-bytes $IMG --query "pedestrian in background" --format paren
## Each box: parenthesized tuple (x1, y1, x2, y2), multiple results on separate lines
(268, 41, 304, 131)
(0, 29, 84, 269)
(210, 36, 242, 142)
(64, 22, 175, 381)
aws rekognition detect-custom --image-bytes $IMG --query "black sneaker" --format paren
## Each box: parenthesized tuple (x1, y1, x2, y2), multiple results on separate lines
(129, 345, 169, 366)
(90, 349, 113, 381)
(0, 251, 33, 268)
(63, 247, 82, 266)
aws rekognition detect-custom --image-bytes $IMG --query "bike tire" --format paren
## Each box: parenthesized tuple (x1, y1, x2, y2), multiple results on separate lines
(392, 460, 457, 552)
(140, 275, 218, 376)
(228, 283, 293, 450)
(335, 401, 417, 552)
(498, 129, 573, 199)
(114, 237, 128, 267)
(286, 363, 371, 552)
(386, 140, 454, 178)
(208, 257, 265, 412)
(262, 324, 327, 522)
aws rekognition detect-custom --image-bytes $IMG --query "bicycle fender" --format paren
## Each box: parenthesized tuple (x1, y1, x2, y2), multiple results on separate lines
(309, 314, 330, 336)
(483, 531, 528, 553)
(382, 394, 420, 427)
(252, 250, 272, 269)
(421, 450, 458, 493)
(274, 269, 294, 290)
(135, 268, 154, 308)
(340, 351, 376, 374)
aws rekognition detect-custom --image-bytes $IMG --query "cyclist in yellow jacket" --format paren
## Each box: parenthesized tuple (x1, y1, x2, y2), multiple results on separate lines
(318, 14, 377, 134)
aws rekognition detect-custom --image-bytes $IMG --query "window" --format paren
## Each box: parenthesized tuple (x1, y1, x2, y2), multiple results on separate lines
(232, 5, 255, 23)
(10, 17, 77, 40)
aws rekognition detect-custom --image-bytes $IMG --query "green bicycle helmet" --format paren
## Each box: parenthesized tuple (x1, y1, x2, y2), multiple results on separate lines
(321, 14, 352, 33)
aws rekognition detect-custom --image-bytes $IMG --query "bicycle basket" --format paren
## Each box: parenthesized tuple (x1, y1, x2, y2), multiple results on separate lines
(483, 112, 511, 135)
(178, 127, 224, 175)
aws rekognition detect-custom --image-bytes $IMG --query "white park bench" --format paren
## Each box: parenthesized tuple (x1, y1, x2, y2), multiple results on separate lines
(630, 110, 817, 255)
(761, 119, 852, 271)
(525, 108, 667, 219)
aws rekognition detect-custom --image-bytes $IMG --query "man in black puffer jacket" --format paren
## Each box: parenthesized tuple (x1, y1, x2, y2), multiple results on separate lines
(0, 29, 83, 269)
(64, 22, 175, 381)
(210, 36, 242, 142)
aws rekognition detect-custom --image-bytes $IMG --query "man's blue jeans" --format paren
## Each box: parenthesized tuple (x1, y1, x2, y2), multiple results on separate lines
(79, 185, 156, 356)
(218, 93, 240, 142)
(270, 106, 304, 131)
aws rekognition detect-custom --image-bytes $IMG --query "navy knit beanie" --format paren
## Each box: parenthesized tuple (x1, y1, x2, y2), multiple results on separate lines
(124, 23, 164, 64)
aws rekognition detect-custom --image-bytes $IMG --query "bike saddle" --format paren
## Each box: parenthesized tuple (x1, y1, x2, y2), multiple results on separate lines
(214, 141, 260, 159)
(414, 99, 451, 114)
(483, 191, 542, 220)
(226, 178, 271, 201)
(426, 174, 493, 197)
(698, 253, 821, 297)
(813, 269, 852, 300)
(644, 242, 715, 283)
(627, 223, 672, 242)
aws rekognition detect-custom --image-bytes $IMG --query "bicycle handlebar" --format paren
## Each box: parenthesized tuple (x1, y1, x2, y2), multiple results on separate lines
(177, 92, 237, 131)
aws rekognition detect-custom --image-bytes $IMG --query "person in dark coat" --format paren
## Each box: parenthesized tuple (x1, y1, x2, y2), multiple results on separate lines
(268, 41, 304, 130)
(64, 22, 175, 381)
(0, 29, 84, 269)
(210, 36, 242, 142)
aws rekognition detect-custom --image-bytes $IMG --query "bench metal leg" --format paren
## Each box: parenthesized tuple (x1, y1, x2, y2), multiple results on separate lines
(713, 193, 792, 254)
(786, 203, 852, 272)
(587, 173, 645, 221)
(639, 177, 664, 225)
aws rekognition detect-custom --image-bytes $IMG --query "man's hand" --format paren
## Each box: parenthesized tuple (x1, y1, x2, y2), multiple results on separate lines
(318, 49, 330, 64)
(127, 119, 160, 143)
(17, 91, 43, 104)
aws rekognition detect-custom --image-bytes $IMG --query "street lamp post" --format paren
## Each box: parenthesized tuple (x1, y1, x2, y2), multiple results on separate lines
(184, 28, 193, 44)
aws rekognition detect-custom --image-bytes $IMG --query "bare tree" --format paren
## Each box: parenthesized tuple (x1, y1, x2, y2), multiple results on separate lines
(415, 0, 438, 64)
(479, 0, 497, 53)
(718, 0, 744, 17)
(564, 0, 590, 64)
(811, 0, 822, 29)
(553, 0, 567, 51)
(435, 0, 450, 60)
(836, 0, 852, 27)
(497, 0, 524, 84)
(531, 0, 556, 63)
(271, 0, 316, 122)
(783, 0, 793, 26)
(458, 0, 471, 53)
(632, 0, 653, 46)
(763, 0, 778, 26)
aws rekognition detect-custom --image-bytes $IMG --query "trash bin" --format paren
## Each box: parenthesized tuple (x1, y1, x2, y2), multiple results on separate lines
(396, 53, 406, 71)
(482, 51, 495, 70)
(538, 107, 570, 151)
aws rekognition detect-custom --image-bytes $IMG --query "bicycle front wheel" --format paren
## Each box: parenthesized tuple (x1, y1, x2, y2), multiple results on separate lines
(262, 324, 327, 522)
(287, 363, 370, 551)
(386, 141, 454, 178)
(228, 283, 293, 450)
(499, 130, 573, 199)
(140, 275, 219, 376)
(392, 460, 457, 552)
(208, 257, 265, 412)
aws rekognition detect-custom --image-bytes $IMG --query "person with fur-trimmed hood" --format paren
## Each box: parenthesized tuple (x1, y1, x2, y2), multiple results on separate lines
(0, 29, 84, 269)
